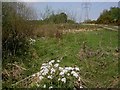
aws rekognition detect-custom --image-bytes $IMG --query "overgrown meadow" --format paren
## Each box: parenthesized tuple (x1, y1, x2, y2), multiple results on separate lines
(2, 2, 119, 89)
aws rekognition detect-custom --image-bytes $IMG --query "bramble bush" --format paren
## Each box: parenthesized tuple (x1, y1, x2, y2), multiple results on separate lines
(2, 2, 37, 63)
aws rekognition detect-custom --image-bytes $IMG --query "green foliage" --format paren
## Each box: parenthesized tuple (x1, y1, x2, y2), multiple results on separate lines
(2, 28, 118, 88)
(41, 12, 67, 24)
(84, 19, 97, 24)
(36, 12, 75, 25)
(96, 7, 120, 25)
(67, 19, 76, 24)
(2, 3, 119, 88)
(49, 12, 67, 24)
(2, 2, 36, 61)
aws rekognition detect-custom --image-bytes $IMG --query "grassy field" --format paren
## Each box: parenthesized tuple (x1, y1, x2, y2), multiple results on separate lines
(3, 28, 119, 88)
(29, 29, 118, 87)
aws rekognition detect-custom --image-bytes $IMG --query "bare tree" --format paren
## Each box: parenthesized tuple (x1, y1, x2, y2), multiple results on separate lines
(40, 5, 53, 20)
(66, 9, 77, 22)
(2, 2, 37, 57)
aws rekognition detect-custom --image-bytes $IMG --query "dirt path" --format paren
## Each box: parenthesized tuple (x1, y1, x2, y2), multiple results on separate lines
(62, 28, 101, 34)
(62, 24, 118, 34)
(98, 25, 118, 32)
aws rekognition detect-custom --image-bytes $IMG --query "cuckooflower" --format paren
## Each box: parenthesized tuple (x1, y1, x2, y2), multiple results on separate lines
(36, 83, 39, 87)
(58, 78, 61, 81)
(43, 84, 46, 88)
(42, 68, 49, 75)
(78, 77, 81, 81)
(42, 63, 47, 66)
(67, 73, 70, 76)
(50, 60, 55, 63)
(39, 76, 44, 80)
(65, 67, 74, 71)
(80, 86, 83, 88)
(40, 66, 48, 70)
(57, 60, 60, 62)
(61, 77, 66, 83)
(71, 71, 79, 78)
(48, 75, 52, 79)
(48, 62, 52, 66)
(73, 73, 79, 78)
(50, 68, 55, 74)
(62, 69, 68, 73)
(59, 71, 64, 76)
(59, 67, 63, 71)
(54, 63, 59, 68)
(49, 86, 53, 89)
(71, 71, 76, 74)
(74, 67, 80, 71)
(36, 72, 40, 76)
(32, 74, 36, 77)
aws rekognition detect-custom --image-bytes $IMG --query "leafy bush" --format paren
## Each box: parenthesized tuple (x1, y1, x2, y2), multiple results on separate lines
(96, 7, 120, 25)
(2, 2, 37, 60)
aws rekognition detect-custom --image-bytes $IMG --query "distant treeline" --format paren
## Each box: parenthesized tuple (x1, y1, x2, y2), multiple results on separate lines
(31, 7, 120, 25)
(96, 7, 120, 25)
(32, 12, 76, 25)
(85, 7, 120, 25)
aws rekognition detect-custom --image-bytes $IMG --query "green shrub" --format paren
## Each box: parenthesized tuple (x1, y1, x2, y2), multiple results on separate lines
(2, 2, 36, 61)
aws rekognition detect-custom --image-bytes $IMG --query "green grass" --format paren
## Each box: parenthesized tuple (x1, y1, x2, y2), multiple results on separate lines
(3, 29, 118, 88)
(28, 29, 118, 88)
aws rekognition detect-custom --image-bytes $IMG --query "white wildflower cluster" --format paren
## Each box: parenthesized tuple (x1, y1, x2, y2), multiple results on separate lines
(33, 59, 58, 81)
(29, 38, 36, 44)
(31, 58, 83, 88)
(59, 66, 80, 79)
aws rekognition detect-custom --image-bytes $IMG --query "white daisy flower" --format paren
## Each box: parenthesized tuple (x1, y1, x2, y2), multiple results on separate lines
(40, 69, 44, 74)
(42, 63, 47, 66)
(48, 62, 52, 66)
(73, 73, 79, 78)
(57, 60, 60, 62)
(47, 75, 52, 79)
(78, 77, 81, 81)
(36, 72, 40, 76)
(62, 69, 68, 73)
(61, 77, 66, 83)
(50, 60, 55, 63)
(59, 67, 63, 71)
(39, 76, 44, 80)
(67, 73, 70, 76)
(42, 68, 49, 75)
(49, 86, 53, 89)
(36, 83, 39, 87)
(58, 78, 61, 81)
(50, 68, 55, 74)
(65, 67, 74, 71)
(40, 66, 47, 69)
(54, 63, 59, 67)
(71, 71, 79, 78)
(32, 74, 36, 77)
(74, 67, 80, 71)
(59, 71, 64, 76)
(29, 38, 36, 44)
(43, 84, 46, 88)
(71, 71, 76, 74)
(80, 86, 83, 88)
